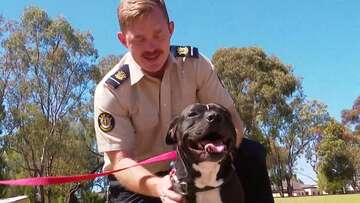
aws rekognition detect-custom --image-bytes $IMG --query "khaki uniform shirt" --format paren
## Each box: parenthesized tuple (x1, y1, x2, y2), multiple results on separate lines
(94, 50, 243, 174)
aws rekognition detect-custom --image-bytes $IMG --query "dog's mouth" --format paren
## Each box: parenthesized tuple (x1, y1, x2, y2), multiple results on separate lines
(189, 132, 230, 154)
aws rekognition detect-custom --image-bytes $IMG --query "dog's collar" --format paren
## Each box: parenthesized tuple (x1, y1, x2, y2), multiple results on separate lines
(170, 168, 223, 195)
(169, 168, 189, 195)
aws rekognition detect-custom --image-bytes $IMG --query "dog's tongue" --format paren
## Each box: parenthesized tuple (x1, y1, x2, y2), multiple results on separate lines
(205, 143, 225, 153)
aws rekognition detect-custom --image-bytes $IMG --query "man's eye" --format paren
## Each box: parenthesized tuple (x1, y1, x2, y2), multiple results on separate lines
(133, 38, 145, 43)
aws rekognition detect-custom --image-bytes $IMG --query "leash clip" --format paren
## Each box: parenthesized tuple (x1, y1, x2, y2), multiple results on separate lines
(170, 169, 188, 195)
(178, 181, 188, 195)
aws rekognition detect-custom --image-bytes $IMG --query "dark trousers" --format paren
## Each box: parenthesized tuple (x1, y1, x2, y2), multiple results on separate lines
(107, 138, 274, 203)
(107, 176, 161, 203)
(233, 138, 274, 203)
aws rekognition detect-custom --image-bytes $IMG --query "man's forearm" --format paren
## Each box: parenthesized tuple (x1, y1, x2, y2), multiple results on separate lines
(110, 157, 161, 197)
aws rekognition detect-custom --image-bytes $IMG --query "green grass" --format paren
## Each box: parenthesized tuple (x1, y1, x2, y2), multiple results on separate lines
(275, 194, 360, 203)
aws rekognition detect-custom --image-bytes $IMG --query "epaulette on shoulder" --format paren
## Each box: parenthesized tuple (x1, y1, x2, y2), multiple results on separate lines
(170, 45, 199, 58)
(105, 64, 129, 89)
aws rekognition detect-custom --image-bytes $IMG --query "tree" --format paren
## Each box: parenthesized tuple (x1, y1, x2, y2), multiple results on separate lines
(0, 149, 7, 197)
(0, 14, 16, 197)
(267, 141, 287, 197)
(212, 47, 299, 143)
(346, 145, 360, 192)
(0, 14, 15, 135)
(1, 6, 100, 202)
(341, 96, 360, 191)
(282, 99, 330, 196)
(293, 99, 331, 174)
(342, 96, 360, 136)
(318, 153, 354, 194)
(317, 120, 354, 194)
(212, 47, 333, 196)
(92, 54, 123, 83)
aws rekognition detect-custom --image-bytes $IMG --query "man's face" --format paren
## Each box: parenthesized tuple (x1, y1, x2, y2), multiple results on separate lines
(118, 7, 174, 76)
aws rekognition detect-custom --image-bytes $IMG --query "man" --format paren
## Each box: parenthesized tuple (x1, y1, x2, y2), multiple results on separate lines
(94, 0, 273, 202)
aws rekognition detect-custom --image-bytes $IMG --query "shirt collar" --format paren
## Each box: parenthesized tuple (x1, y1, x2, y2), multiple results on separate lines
(125, 53, 144, 86)
(125, 52, 179, 86)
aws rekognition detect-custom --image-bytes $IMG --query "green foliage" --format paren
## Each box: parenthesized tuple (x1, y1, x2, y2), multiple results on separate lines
(0, 14, 13, 197)
(282, 99, 329, 162)
(342, 96, 360, 135)
(79, 190, 105, 203)
(318, 155, 354, 194)
(212, 47, 300, 141)
(0, 151, 7, 197)
(0, 6, 101, 202)
(92, 54, 123, 83)
(279, 98, 329, 195)
(1, 151, 34, 197)
(212, 47, 332, 196)
(319, 154, 354, 192)
(341, 96, 360, 191)
(347, 145, 360, 191)
(317, 120, 346, 159)
(267, 141, 288, 196)
(317, 120, 354, 193)
(0, 15, 9, 134)
(0, 104, 4, 135)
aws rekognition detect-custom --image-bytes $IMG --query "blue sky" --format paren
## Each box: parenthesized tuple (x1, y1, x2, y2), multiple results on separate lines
(1, 0, 360, 184)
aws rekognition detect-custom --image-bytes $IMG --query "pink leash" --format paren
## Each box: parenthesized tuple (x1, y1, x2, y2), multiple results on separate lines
(0, 150, 177, 186)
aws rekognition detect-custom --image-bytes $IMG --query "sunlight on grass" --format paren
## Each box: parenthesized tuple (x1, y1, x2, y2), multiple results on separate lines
(275, 194, 360, 203)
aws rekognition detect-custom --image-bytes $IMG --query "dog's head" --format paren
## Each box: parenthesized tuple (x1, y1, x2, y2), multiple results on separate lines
(166, 103, 237, 163)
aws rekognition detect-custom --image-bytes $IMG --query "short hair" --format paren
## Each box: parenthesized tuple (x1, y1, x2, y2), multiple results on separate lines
(117, 0, 170, 31)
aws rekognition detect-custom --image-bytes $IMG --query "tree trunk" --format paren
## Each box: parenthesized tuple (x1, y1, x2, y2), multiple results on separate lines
(285, 176, 293, 197)
(352, 175, 359, 192)
(275, 169, 285, 197)
(279, 181, 284, 197)
(47, 188, 52, 203)
(35, 186, 45, 203)
(67, 184, 80, 203)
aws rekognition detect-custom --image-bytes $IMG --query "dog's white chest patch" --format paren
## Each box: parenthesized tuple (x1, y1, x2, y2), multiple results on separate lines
(196, 188, 223, 203)
(192, 161, 223, 188)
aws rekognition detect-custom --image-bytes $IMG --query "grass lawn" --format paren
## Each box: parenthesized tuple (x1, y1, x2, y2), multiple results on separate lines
(275, 194, 360, 203)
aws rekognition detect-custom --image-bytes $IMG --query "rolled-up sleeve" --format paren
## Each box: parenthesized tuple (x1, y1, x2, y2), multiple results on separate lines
(94, 84, 135, 153)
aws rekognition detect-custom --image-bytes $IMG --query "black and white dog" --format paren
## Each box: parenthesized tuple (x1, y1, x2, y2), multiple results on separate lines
(166, 103, 244, 203)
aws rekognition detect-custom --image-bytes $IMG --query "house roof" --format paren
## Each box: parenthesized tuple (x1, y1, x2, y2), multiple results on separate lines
(272, 179, 317, 192)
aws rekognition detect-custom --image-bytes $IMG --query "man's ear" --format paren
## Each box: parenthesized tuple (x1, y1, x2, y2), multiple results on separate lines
(117, 32, 128, 48)
(165, 117, 179, 145)
(168, 21, 174, 36)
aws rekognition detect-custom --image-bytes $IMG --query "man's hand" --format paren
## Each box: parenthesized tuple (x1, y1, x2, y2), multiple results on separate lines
(156, 175, 183, 203)
(107, 150, 183, 201)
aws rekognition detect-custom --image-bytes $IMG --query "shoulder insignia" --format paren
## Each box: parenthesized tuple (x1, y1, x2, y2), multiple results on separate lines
(105, 64, 129, 88)
(170, 45, 199, 58)
(98, 112, 115, 132)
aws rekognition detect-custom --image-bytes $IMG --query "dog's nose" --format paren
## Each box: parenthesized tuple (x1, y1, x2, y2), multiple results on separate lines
(206, 112, 221, 123)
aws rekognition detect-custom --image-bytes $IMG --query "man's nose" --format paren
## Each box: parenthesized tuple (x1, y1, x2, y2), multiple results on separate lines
(145, 40, 158, 52)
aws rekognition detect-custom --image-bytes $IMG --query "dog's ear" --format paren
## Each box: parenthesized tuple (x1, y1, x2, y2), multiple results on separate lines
(166, 117, 179, 145)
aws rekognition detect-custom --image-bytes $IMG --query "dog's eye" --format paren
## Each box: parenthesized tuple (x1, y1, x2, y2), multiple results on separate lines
(187, 112, 198, 117)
